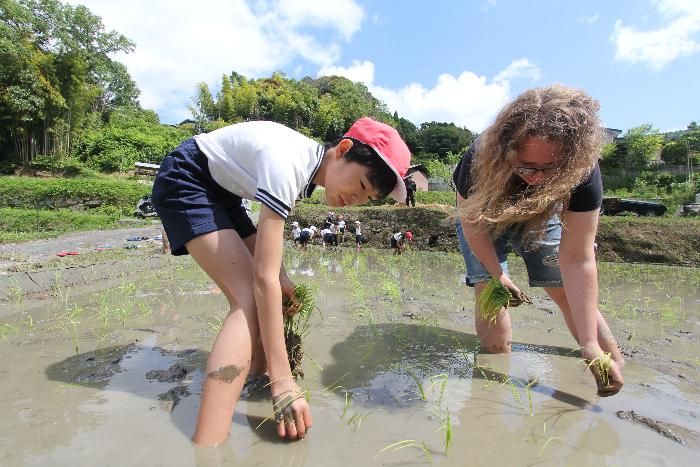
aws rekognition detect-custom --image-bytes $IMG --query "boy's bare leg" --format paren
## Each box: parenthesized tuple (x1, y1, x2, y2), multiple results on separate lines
(161, 228, 170, 254)
(473, 281, 512, 353)
(185, 229, 260, 447)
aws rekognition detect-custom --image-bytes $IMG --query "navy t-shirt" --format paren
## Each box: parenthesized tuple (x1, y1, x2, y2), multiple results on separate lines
(452, 143, 603, 212)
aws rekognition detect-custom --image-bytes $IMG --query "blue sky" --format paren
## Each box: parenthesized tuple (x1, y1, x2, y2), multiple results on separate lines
(68, 0, 700, 133)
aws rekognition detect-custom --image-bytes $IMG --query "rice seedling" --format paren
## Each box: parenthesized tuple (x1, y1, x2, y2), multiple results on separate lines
(340, 391, 353, 420)
(585, 351, 612, 391)
(206, 314, 223, 332)
(376, 439, 432, 463)
(0, 322, 19, 338)
(137, 301, 152, 320)
(428, 373, 448, 405)
(282, 284, 318, 379)
(476, 278, 522, 325)
(7, 278, 24, 304)
(58, 304, 84, 355)
(406, 369, 427, 400)
(24, 313, 36, 334)
(346, 410, 374, 432)
(430, 408, 453, 455)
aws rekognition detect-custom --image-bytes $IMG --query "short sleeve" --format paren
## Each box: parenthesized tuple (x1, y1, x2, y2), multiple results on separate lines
(568, 162, 603, 212)
(452, 143, 476, 199)
(253, 147, 299, 219)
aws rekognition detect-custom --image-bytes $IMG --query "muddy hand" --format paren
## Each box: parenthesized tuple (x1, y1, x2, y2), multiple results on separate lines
(583, 348, 624, 397)
(498, 275, 532, 308)
(272, 389, 312, 440)
(507, 287, 532, 307)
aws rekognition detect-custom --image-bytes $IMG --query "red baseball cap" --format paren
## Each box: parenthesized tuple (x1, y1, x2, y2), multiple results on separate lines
(344, 117, 411, 202)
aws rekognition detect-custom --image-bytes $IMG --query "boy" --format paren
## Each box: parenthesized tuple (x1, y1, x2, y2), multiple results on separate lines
(354, 220, 363, 250)
(298, 225, 316, 250)
(390, 231, 404, 254)
(337, 215, 346, 243)
(320, 226, 334, 250)
(151, 117, 411, 446)
(291, 221, 301, 245)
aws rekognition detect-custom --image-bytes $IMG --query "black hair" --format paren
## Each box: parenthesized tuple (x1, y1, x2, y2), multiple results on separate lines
(324, 137, 396, 198)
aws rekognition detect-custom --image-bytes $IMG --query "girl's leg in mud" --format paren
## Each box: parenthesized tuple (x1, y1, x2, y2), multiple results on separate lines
(544, 286, 624, 366)
(185, 229, 260, 447)
(474, 281, 513, 353)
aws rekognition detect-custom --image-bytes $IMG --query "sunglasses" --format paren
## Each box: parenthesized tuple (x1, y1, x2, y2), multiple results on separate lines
(514, 166, 557, 176)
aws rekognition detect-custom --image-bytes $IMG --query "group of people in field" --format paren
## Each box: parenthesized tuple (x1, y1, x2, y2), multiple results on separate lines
(151, 84, 624, 446)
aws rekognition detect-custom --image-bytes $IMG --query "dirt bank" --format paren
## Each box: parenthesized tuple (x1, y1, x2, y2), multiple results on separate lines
(289, 204, 700, 267)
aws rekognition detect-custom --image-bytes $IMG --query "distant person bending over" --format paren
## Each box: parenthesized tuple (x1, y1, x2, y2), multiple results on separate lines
(337, 215, 346, 243)
(329, 223, 339, 247)
(151, 117, 411, 446)
(454, 84, 624, 396)
(320, 226, 334, 250)
(390, 231, 404, 255)
(298, 226, 316, 251)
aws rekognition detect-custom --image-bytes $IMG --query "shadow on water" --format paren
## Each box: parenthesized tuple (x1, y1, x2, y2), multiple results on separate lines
(45, 343, 208, 442)
(43, 343, 293, 447)
(322, 322, 593, 409)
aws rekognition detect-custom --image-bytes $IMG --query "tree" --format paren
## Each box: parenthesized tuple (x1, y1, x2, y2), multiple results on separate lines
(622, 124, 664, 170)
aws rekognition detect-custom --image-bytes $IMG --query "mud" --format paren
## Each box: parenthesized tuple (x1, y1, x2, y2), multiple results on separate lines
(616, 410, 700, 447)
(1, 247, 699, 465)
(207, 365, 244, 384)
(286, 331, 304, 379)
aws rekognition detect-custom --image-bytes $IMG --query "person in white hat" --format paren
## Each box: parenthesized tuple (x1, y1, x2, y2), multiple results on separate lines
(151, 116, 411, 445)
(290, 221, 301, 245)
(354, 220, 363, 250)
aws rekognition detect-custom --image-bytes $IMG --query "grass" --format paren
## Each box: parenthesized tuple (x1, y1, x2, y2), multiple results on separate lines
(0, 207, 135, 244)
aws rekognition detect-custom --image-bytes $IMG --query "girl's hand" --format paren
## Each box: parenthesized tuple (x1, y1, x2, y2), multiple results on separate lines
(271, 384, 313, 440)
(496, 275, 532, 307)
(581, 345, 624, 397)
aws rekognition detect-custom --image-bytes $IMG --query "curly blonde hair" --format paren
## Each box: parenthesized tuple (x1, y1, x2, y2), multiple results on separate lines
(459, 84, 604, 242)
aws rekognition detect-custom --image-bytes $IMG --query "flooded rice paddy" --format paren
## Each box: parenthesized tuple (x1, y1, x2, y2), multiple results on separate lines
(1, 247, 699, 466)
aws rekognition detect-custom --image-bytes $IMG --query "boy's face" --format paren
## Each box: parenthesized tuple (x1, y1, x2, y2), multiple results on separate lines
(323, 141, 382, 207)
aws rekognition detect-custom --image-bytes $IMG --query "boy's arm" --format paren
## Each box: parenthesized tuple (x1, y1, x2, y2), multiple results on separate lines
(253, 206, 294, 385)
(243, 233, 295, 299)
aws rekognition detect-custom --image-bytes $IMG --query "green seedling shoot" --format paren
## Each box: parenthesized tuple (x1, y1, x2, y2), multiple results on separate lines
(476, 279, 513, 325)
(476, 278, 531, 325)
(376, 439, 432, 463)
(586, 351, 612, 389)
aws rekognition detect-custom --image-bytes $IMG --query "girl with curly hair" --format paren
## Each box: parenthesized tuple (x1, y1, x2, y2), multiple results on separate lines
(454, 84, 624, 396)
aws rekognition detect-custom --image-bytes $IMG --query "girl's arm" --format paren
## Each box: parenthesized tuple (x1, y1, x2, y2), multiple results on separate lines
(457, 193, 520, 292)
(558, 209, 600, 350)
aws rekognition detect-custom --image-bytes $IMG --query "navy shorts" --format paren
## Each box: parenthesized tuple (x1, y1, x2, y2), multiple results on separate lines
(151, 138, 257, 256)
(456, 217, 563, 288)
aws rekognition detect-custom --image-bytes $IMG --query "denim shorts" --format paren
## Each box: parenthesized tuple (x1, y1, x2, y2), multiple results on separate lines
(455, 217, 563, 288)
(151, 138, 257, 256)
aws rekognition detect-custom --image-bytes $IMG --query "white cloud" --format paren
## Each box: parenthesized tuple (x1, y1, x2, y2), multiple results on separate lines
(493, 58, 541, 83)
(610, 0, 700, 70)
(580, 13, 600, 25)
(317, 59, 542, 132)
(318, 60, 375, 84)
(64, 0, 364, 122)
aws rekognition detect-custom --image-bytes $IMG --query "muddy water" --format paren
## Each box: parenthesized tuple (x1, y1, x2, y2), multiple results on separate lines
(1, 248, 699, 466)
